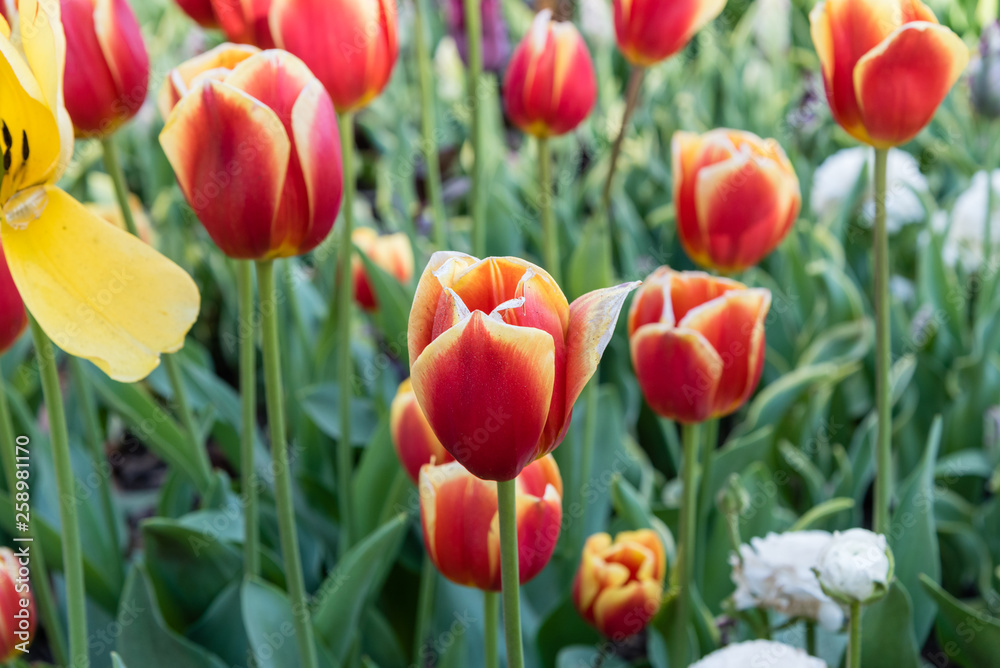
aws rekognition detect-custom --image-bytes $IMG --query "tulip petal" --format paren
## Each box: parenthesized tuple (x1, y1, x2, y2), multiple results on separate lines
(408, 251, 479, 363)
(1, 186, 200, 382)
(157, 43, 260, 117)
(93, 0, 149, 124)
(854, 22, 970, 148)
(592, 580, 662, 639)
(410, 310, 555, 481)
(515, 481, 561, 582)
(391, 379, 452, 483)
(0, 245, 26, 354)
(290, 79, 342, 254)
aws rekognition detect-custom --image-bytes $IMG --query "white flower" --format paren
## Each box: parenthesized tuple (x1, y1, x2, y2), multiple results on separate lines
(690, 640, 827, 668)
(815, 529, 892, 604)
(730, 531, 844, 631)
(938, 170, 1000, 271)
(811, 147, 928, 233)
(434, 37, 465, 104)
(579, 0, 614, 45)
(753, 0, 791, 59)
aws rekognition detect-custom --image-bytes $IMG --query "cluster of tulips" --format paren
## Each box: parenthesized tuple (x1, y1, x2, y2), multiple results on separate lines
(0, 0, 974, 666)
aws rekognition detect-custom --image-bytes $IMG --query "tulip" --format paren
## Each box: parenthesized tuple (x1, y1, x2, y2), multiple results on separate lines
(970, 22, 1000, 120)
(628, 268, 771, 424)
(503, 10, 597, 138)
(441, 0, 510, 73)
(157, 42, 259, 117)
(408, 252, 638, 481)
(352, 228, 414, 311)
(809, 0, 969, 148)
(0, 248, 26, 355)
(160, 49, 343, 260)
(572, 530, 665, 639)
(0, 547, 35, 660)
(60, 0, 150, 138)
(612, 0, 726, 66)
(212, 0, 275, 48)
(672, 129, 801, 273)
(419, 455, 563, 590)
(174, 0, 218, 27)
(270, 0, 398, 112)
(390, 378, 454, 484)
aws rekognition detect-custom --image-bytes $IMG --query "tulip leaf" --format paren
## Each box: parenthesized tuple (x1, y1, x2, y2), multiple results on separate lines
(185, 582, 249, 666)
(566, 219, 615, 301)
(242, 577, 337, 668)
(920, 574, 1000, 668)
(860, 581, 922, 668)
(610, 474, 676, 564)
(536, 598, 602, 668)
(299, 382, 379, 446)
(706, 426, 774, 503)
(789, 497, 855, 531)
(351, 418, 408, 540)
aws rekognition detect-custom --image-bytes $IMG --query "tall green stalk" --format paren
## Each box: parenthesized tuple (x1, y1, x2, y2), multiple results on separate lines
(257, 261, 319, 668)
(847, 602, 862, 668)
(463, 0, 485, 256)
(238, 261, 259, 578)
(414, 0, 447, 247)
(670, 422, 702, 668)
(538, 137, 560, 283)
(29, 318, 88, 668)
(497, 479, 524, 668)
(872, 148, 891, 535)
(601, 66, 646, 216)
(101, 137, 138, 237)
(484, 590, 499, 668)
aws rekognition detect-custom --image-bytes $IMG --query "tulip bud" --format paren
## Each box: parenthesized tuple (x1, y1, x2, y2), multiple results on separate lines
(391, 379, 454, 484)
(629, 268, 771, 424)
(408, 252, 638, 481)
(61, 0, 150, 138)
(814, 529, 893, 605)
(160, 49, 343, 260)
(0, 248, 27, 355)
(971, 22, 1000, 120)
(157, 43, 260, 117)
(503, 10, 597, 138)
(612, 0, 726, 66)
(673, 129, 801, 273)
(441, 0, 510, 73)
(419, 456, 563, 590)
(0, 547, 36, 660)
(211, 0, 275, 48)
(174, 0, 218, 27)
(572, 530, 665, 639)
(270, 0, 398, 112)
(810, 0, 969, 148)
(351, 228, 414, 311)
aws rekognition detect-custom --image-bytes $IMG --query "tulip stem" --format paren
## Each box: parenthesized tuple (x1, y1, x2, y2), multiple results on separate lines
(484, 590, 499, 668)
(101, 137, 139, 237)
(670, 421, 702, 668)
(464, 0, 486, 256)
(163, 354, 213, 489)
(695, 418, 718, 586)
(29, 317, 88, 668)
(238, 260, 260, 578)
(414, 0, 448, 247)
(257, 260, 320, 668)
(602, 66, 645, 217)
(538, 137, 561, 284)
(805, 620, 817, 656)
(872, 147, 891, 535)
(847, 602, 862, 668)
(497, 479, 525, 668)
(413, 552, 437, 662)
(336, 111, 356, 556)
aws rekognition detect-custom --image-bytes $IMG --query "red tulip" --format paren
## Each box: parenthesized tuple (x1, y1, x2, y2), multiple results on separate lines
(420, 455, 563, 590)
(628, 268, 771, 424)
(408, 252, 638, 481)
(160, 49, 343, 260)
(352, 228, 414, 311)
(61, 0, 150, 137)
(391, 378, 454, 484)
(157, 42, 260, 118)
(0, 247, 27, 355)
(211, 0, 275, 49)
(613, 0, 726, 66)
(503, 10, 597, 137)
(810, 0, 969, 148)
(0, 547, 36, 660)
(673, 129, 801, 273)
(174, 0, 218, 27)
(270, 0, 398, 112)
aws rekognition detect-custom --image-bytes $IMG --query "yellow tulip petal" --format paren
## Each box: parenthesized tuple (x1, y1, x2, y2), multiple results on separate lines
(1, 186, 200, 382)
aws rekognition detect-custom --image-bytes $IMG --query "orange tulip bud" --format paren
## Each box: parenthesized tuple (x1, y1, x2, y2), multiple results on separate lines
(270, 0, 398, 112)
(160, 49, 343, 260)
(174, 0, 218, 28)
(391, 378, 454, 484)
(0, 547, 36, 660)
(503, 10, 597, 137)
(673, 129, 801, 273)
(0, 247, 27, 355)
(352, 228, 414, 311)
(810, 0, 969, 148)
(613, 0, 725, 66)
(408, 252, 638, 481)
(572, 530, 665, 639)
(211, 0, 275, 48)
(420, 455, 563, 590)
(628, 268, 770, 424)
(61, 0, 150, 137)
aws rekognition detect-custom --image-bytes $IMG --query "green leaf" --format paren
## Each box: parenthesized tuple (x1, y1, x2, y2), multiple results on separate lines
(185, 582, 249, 666)
(566, 219, 615, 301)
(706, 427, 774, 502)
(355, 244, 414, 363)
(790, 497, 855, 531)
(242, 577, 336, 668)
(299, 382, 378, 446)
(738, 361, 862, 435)
(536, 598, 603, 668)
(920, 574, 1000, 668)
(352, 418, 407, 539)
(111, 653, 128, 668)
(860, 581, 922, 668)
(610, 475, 676, 563)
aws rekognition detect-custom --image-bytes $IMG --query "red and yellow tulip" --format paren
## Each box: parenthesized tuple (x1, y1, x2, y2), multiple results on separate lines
(503, 10, 597, 138)
(0, 0, 199, 382)
(673, 129, 801, 273)
(157, 42, 259, 116)
(174, 0, 218, 27)
(212, 0, 275, 49)
(0, 547, 36, 659)
(408, 252, 638, 481)
(572, 530, 665, 639)
(613, 0, 726, 66)
(352, 228, 414, 311)
(160, 48, 343, 260)
(628, 268, 770, 424)
(420, 455, 563, 590)
(810, 0, 969, 148)
(269, 0, 398, 112)
(391, 378, 454, 484)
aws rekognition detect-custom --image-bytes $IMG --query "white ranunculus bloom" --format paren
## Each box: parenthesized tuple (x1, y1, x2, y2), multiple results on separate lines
(811, 147, 928, 233)
(939, 170, 1000, 271)
(730, 531, 844, 631)
(815, 529, 893, 604)
(690, 640, 827, 668)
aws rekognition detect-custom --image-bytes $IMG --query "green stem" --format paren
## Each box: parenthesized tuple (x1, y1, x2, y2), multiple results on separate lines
(670, 422, 702, 668)
(538, 137, 560, 284)
(414, 0, 447, 247)
(0, 364, 68, 666)
(872, 147, 891, 535)
(601, 66, 646, 216)
(257, 261, 319, 668)
(805, 620, 817, 657)
(238, 260, 260, 578)
(847, 602, 862, 668)
(484, 590, 499, 668)
(29, 318, 88, 668)
(497, 479, 524, 668)
(101, 137, 138, 237)
(463, 0, 485, 256)
(336, 111, 356, 557)
(412, 551, 437, 662)
(695, 419, 718, 587)
(163, 354, 212, 485)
